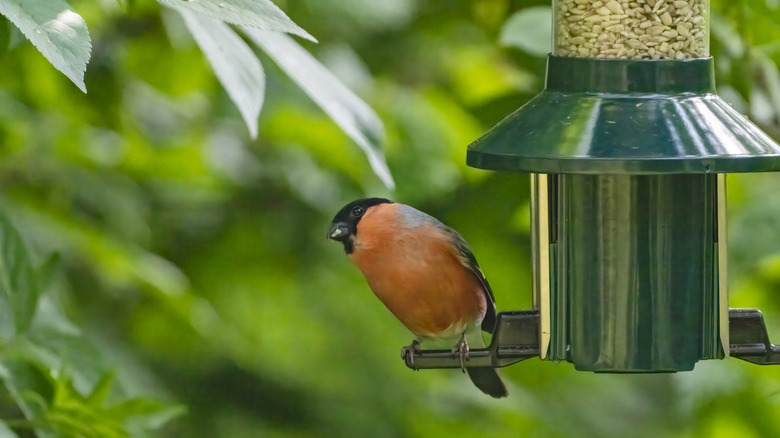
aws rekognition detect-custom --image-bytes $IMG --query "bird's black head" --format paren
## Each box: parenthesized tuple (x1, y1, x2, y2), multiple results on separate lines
(328, 198, 392, 253)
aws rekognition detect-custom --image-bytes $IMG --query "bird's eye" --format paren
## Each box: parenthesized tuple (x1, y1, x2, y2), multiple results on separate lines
(351, 206, 365, 217)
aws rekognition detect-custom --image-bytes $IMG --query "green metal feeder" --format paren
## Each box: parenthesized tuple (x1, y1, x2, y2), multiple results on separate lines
(404, 0, 779, 373)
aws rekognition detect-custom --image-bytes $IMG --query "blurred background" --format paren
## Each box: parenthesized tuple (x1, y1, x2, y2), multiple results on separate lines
(0, 0, 779, 437)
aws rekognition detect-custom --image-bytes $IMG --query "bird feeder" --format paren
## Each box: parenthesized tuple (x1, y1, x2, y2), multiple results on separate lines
(404, 0, 779, 372)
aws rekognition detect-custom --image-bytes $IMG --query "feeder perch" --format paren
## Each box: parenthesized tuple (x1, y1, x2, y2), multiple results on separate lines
(404, 0, 780, 372)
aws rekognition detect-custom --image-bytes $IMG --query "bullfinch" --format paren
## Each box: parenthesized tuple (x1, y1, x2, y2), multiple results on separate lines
(328, 198, 508, 398)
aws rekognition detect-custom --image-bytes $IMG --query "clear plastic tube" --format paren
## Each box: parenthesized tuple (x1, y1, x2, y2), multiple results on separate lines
(553, 0, 709, 59)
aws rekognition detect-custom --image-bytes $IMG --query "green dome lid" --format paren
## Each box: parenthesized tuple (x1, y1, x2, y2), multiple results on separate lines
(467, 56, 780, 174)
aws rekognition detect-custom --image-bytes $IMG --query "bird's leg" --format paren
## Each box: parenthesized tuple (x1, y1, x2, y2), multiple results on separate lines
(401, 339, 421, 368)
(452, 333, 469, 373)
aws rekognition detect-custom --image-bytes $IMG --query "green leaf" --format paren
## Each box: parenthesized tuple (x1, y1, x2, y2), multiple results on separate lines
(124, 404, 187, 434)
(36, 252, 60, 295)
(499, 6, 552, 57)
(711, 12, 745, 58)
(0, 0, 91, 92)
(755, 51, 780, 116)
(0, 18, 9, 54)
(0, 283, 13, 342)
(178, 8, 265, 138)
(245, 29, 395, 189)
(0, 420, 19, 438)
(158, 0, 316, 42)
(41, 368, 181, 437)
(0, 358, 53, 422)
(106, 398, 186, 431)
(106, 398, 177, 420)
(29, 295, 81, 337)
(86, 371, 115, 408)
(0, 215, 40, 341)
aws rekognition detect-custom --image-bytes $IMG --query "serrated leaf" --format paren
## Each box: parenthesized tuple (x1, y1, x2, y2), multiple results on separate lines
(0, 0, 91, 92)
(499, 6, 552, 57)
(158, 0, 316, 42)
(0, 215, 40, 341)
(245, 29, 395, 189)
(178, 8, 265, 138)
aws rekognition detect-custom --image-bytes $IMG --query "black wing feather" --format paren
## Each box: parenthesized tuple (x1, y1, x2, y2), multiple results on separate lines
(446, 227, 498, 334)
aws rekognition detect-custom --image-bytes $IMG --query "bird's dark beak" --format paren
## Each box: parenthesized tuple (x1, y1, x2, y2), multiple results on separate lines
(327, 222, 351, 241)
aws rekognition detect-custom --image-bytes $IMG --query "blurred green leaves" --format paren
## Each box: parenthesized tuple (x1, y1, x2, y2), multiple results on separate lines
(0, 215, 39, 341)
(2, 362, 184, 437)
(499, 6, 552, 57)
(0, 214, 182, 436)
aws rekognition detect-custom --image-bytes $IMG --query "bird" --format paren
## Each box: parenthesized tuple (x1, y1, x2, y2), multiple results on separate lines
(327, 197, 507, 398)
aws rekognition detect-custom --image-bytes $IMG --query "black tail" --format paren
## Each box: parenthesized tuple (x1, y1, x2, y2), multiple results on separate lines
(467, 367, 508, 398)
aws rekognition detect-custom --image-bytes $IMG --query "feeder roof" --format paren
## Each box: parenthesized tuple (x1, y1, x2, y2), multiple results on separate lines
(467, 56, 780, 174)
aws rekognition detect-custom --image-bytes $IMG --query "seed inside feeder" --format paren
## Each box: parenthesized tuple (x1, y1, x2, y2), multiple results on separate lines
(554, 0, 709, 59)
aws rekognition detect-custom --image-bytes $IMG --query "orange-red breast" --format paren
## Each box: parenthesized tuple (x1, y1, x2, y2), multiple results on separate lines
(328, 198, 507, 398)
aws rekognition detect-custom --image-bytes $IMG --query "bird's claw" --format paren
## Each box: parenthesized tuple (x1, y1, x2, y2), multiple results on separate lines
(401, 339, 421, 369)
(452, 337, 469, 373)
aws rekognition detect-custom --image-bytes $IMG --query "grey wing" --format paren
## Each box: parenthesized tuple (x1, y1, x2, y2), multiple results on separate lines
(446, 228, 498, 334)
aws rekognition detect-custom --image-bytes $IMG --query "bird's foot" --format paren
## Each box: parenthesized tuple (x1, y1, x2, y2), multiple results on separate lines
(452, 336, 469, 373)
(401, 339, 421, 368)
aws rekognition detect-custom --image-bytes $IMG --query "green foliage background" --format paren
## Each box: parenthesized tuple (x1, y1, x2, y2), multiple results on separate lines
(0, 0, 779, 437)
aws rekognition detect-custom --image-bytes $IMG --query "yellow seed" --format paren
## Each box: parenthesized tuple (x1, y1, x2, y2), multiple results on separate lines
(662, 29, 678, 38)
(646, 25, 665, 36)
(626, 38, 643, 48)
(606, 0, 625, 14)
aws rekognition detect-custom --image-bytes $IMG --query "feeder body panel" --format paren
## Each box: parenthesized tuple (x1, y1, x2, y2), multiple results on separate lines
(540, 174, 724, 371)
